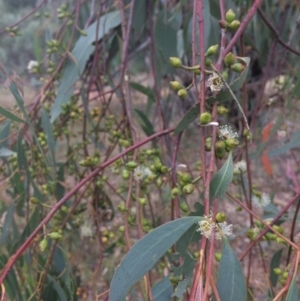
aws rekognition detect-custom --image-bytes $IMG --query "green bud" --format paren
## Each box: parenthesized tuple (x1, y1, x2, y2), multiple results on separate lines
(216, 212, 227, 223)
(282, 272, 289, 280)
(225, 138, 239, 149)
(193, 69, 201, 75)
(118, 203, 127, 212)
(221, 70, 229, 80)
(205, 57, 212, 67)
(170, 81, 183, 91)
(205, 45, 219, 57)
(279, 277, 286, 286)
(182, 184, 194, 194)
(273, 225, 284, 234)
(39, 238, 48, 252)
(177, 172, 192, 183)
(224, 52, 235, 67)
(169, 57, 183, 68)
(215, 252, 222, 262)
(171, 187, 180, 197)
(276, 237, 287, 245)
(169, 276, 180, 284)
(122, 169, 130, 180)
(30, 197, 40, 205)
(225, 9, 236, 23)
(154, 160, 163, 171)
(215, 140, 226, 151)
(205, 137, 212, 152)
(199, 112, 212, 125)
(264, 232, 276, 240)
(180, 202, 189, 212)
(228, 20, 240, 30)
(125, 161, 138, 170)
(119, 225, 125, 232)
(177, 89, 187, 98)
(160, 166, 169, 174)
(138, 198, 147, 205)
(215, 147, 226, 159)
(217, 106, 228, 115)
(273, 268, 282, 275)
(48, 232, 63, 240)
(231, 63, 245, 73)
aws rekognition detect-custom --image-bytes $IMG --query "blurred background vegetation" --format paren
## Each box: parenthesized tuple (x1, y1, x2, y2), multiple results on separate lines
(0, 0, 300, 300)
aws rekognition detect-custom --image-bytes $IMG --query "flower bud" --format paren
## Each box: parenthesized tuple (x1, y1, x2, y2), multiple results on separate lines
(231, 63, 245, 73)
(178, 172, 192, 183)
(160, 166, 169, 174)
(30, 197, 40, 205)
(182, 183, 194, 194)
(180, 202, 189, 212)
(273, 225, 284, 234)
(193, 69, 201, 75)
(125, 161, 138, 170)
(205, 58, 212, 67)
(48, 232, 63, 240)
(171, 187, 180, 197)
(218, 20, 227, 29)
(138, 198, 147, 205)
(282, 272, 289, 280)
(169, 57, 183, 68)
(206, 45, 219, 57)
(170, 81, 183, 91)
(177, 89, 187, 98)
(118, 203, 127, 212)
(169, 276, 180, 285)
(225, 138, 239, 149)
(215, 141, 226, 159)
(216, 212, 227, 223)
(217, 106, 228, 115)
(39, 238, 48, 252)
(205, 137, 212, 152)
(228, 20, 240, 30)
(215, 252, 222, 262)
(122, 169, 130, 180)
(224, 52, 235, 67)
(199, 112, 212, 125)
(225, 9, 236, 23)
(273, 268, 282, 275)
(221, 70, 229, 80)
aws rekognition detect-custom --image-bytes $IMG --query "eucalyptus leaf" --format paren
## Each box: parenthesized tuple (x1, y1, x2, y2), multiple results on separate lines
(0, 105, 25, 123)
(209, 152, 233, 201)
(50, 10, 121, 122)
(216, 240, 246, 301)
(152, 276, 173, 301)
(0, 147, 15, 157)
(286, 278, 299, 301)
(109, 216, 200, 301)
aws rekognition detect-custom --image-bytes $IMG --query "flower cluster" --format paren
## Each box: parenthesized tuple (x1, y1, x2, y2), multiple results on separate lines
(218, 125, 239, 140)
(233, 160, 247, 174)
(208, 72, 224, 92)
(196, 215, 234, 240)
(133, 165, 152, 182)
(27, 60, 39, 73)
(252, 193, 271, 208)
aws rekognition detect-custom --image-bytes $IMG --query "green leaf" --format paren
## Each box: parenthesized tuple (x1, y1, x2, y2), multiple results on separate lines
(0, 147, 15, 157)
(41, 107, 56, 166)
(46, 274, 68, 301)
(152, 276, 173, 301)
(216, 240, 246, 301)
(50, 10, 121, 122)
(209, 152, 233, 201)
(286, 278, 299, 301)
(135, 109, 155, 136)
(130, 82, 155, 103)
(109, 216, 200, 301)
(174, 57, 250, 135)
(0, 202, 14, 244)
(269, 248, 283, 287)
(268, 129, 300, 157)
(0, 105, 25, 123)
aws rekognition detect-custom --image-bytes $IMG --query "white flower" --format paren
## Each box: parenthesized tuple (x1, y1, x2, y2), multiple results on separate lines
(252, 193, 271, 208)
(133, 165, 151, 182)
(233, 160, 247, 174)
(218, 125, 239, 140)
(80, 219, 94, 238)
(216, 222, 234, 240)
(197, 215, 215, 240)
(27, 60, 39, 73)
(207, 72, 224, 92)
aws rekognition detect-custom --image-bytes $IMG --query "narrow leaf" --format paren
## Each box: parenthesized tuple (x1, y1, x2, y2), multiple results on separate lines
(0, 147, 15, 157)
(209, 152, 233, 201)
(286, 278, 299, 301)
(269, 248, 283, 287)
(174, 57, 250, 135)
(216, 240, 246, 301)
(0, 105, 25, 123)
(135, 109, 155, 136)
(50, 11, 121, 122)
(152, 277, 173, 301)
(109, 216, 200, 301)
(130, 82, 155, 103)
(0, 202, 14, 244)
